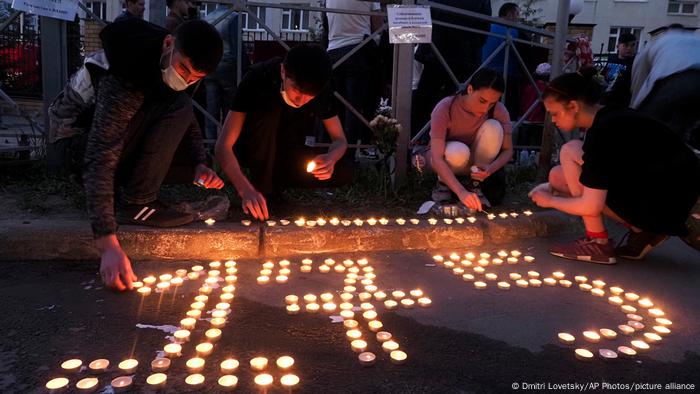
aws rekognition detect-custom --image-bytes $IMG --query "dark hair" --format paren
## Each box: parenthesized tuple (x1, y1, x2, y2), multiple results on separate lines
(173, 20, 223, 74)
(125, 0, 141, 4)
(467, 68, 506, 93)
(283, 44, 332, 96)
(543, 67, 605, 106)
(499, 2, 519, 18)
(618, 33, 636, 44)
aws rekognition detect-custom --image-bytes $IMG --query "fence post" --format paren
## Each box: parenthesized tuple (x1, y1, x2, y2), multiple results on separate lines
(40, 17, 68, 142)
(537, 0, 569, 181)
(391, 0, 415, 184)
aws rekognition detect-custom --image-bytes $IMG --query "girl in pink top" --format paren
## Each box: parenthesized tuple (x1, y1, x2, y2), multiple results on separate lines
(416, 68, 513, 211)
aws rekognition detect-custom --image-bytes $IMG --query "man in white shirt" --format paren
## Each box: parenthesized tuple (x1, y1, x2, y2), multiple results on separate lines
(326, 0, 383, 149)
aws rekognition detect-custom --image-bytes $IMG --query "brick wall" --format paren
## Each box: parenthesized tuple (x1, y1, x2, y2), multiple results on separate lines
(84, 20, 104, 54)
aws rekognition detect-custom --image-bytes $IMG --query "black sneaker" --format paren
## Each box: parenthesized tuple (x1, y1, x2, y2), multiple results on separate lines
(615, 230, 669, 260)
(117, 200, 194, 227)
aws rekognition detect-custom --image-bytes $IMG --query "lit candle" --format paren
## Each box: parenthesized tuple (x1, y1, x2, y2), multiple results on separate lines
(628, 321, 645, 331)
(609, 286, 624, 295)
(118, 359, 138, 374)
(358, 351, 376, 366)
(574, 348, 594, 362)
(527, 271, 540, 278)
(300, 265, 312, 273)
(170, 277, 183, 286)
(306, 303, 320, 313)
(618, 325, 635, 336)
(523, 256, 535, 263)
(257, 275, 270, 285)
(317, 218, 327, 226)
(491, 258, 503, 266)
(212, 310, 228, 319)
(280, 219, 290, 226)
(286, 304, 300, 315)
(342, 219, 352, 226)
(506, 257, 518, 265)
(497, 250, 508, 258)
(656, 317, 672, 326)
(455, 217, 465, 224)
(478, 259, 490, 267)
(648, 308, 665, 317)
(485, 273, 498, 281)
(621, 305, 637, 313)
(368, 320, 384, 332)
(199, 286, 212, 295)
(306, 161, 316, 173)
(390, 350, 408, 365)
(618, 346, 637, 358)
(275, 275, 289, 284)
(552, 271, 565, 280)
(111, 376, 133, 392)
(627, 313, 643, 322)
(346, 329, 363, 340)
(88, 359, 109, 374)
(319, 265, 331, 273)
(465, 252, 476, 260)
(191, 265, 204, 273)
(410, 218, 420, 225)
(509, 273, 522, 280)
(174, 329, 191, 343)
(559, 280, 573, 288)
(365, 285, 378, 293)
(543, 278, 557, 286)
(468, 216, 478, 223)
(343, 285, 356, 292)
(384, 300, 398, 310)
(558, 333, 575, 345)
(376, 331, 392, 342)
(330, 217, 340, 226)
(510, 212, 519, 218)
(497, 281, 511, 290)
(583, 283, 597, 291)
(204, 277, 219, 286)
(473, 266, 485, 274)
(625, 292, 640, 302)
(180, 317, 196, 330)
(205, 218, 216, 226)
(351, 339, 368, 352)
(344, 320, 359, 329)
(61, 359, 83, 373)
(285, 295, 299, 305)
(529, 279, 542, 287)
(443, 218, 453, 225)
(218, 375, 238, 391)
(474, 281, 488, 290)
(401, 299, 416, 308)
(591, 280, 606, 288)
(295, 218, 306, 226)
(250, 357, 268, 371)
(653, 325, 671, 336)
(323, 302, 337, 313)
(499, 213, 508, 219)
(643, 332, 662, 343)
(600, 329, 617, 340)
(516, 279, 529, 288)
(583, 331, 601, 343)
(510, 250, 522, 258)
(382, 340, 400, 353)
(279, 268, 291, 276)
(276, 355, 295, 369)
(280, 374, 300, 388)
(462, 274, 475, 282)
(132, 281, 143, 289)
(590, 288, 605, 297)
(45, 377, 69, 393)
(396, 218, 406, 225)
(374, 291, 387, 301)
(75, 377, 98, 392)
(392, 290, 406, 299)
(358, 292, 372, 302)
(574, 275, 587, 283)
(185, 374, 205, 388)
(151, 357, 170, 372)
(137, 286, 152, 296)
(608, 296, 623, 306)
(146, 373, 167, 389)
(417, 297, 432, 307)
(631, 340, 650, 352)
(428, 218, 438, 225)
(354, 219, 364, 226)
(334, 265, 346, 273)
(196, 342, 213, 357)
(220, 358, 239, 374)
(205, 328, 222, 342)
(453, 268, 465, 276)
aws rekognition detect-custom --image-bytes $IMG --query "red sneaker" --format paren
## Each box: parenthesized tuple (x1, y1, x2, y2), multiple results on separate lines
(549, 237, 617, 264)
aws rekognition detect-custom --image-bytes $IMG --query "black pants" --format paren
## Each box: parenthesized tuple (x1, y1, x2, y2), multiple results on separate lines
(49, 92, 196, 203)
(328, 43, 378, 146)
(638, 69, 700, 150)
(235, 106, 354, 196)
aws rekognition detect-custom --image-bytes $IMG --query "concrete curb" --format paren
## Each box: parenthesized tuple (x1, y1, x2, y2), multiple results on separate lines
(0, 212, 580, 261)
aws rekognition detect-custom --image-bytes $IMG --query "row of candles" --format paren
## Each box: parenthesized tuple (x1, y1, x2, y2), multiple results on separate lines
(230, 210, 535, 228)
(431, 250, 672, 362)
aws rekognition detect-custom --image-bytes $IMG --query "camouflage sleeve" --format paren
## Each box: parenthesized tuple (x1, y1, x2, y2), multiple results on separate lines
(48, 66, 95, 143)
(83, 74, 144, 238)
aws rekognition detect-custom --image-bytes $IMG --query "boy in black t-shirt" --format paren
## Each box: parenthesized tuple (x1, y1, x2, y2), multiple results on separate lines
(215, 44, 351, 220)
(530, 70, 700, 264)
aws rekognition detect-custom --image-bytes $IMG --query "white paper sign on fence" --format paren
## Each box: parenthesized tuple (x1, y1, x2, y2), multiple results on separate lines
(387, 5, 432, 44)
(11, 0, 78, 21)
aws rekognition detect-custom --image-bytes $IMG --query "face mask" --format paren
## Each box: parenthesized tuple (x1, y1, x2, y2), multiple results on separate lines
(280, 82, 303, 108)
(161, 49, 195, 91)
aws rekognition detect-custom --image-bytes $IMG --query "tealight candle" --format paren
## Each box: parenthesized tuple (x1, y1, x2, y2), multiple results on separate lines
(344, 320, 359, 329)
(363, 310, 378, 320)
(212, 309, 228, 319)
(523, 256, 535, 263)
(401, 299, 416, 308)
(509, 273, 522, 280)
(118, 359, 138, 374)
(529, 279, 542, 287)
(621, 305, 637, 313)
(143, 275, 157, 285)
(599, 349, 618, 361)
(358, 292, 372, 302)
(653, 326, 671, 336)
(627, 313, 643, 321)
(218, 375, 238, 391)
(354, 219, 364, 226)
(340, 302, 354, 311)
(358, 352, 376, 366)
(250, 357, 268, 371)
(111, 376, 133, 392)
(552, 272, 565, 280)
(499, 213, 508, 219)
(170, 277, 183, 286)
(485, 273, 498, 281)
(146, 373, 167, 389)
(365, 285, 378, 293)
(468, 216, 478, 223)
(409, 289, 424, 298)
(151, 357, 170, 372)
(220, 358, 239, 374)
(205, 328, 222, 342)
(656, 318, 672, 326)
(608, 296, 624, 306)
(256, 275, 270, 285)
(497, 250, 508, 258)
(491, 258, 503, 266)
(390, 350, 408, 365)
(418, 297, 432, 307)
(368, 320, 383, 332)
(392, 290, 406, 299)
(306, 303, 320, 313)
(583, 331, 601, 343)
(351, 339, 368, 352)
(88, 359, 109, 373)
(376, 331, 392, 342)
(319, 265, 331, 273)
(384, 300, 398, 310)
(396, 218, 406, 225)
(196, 342, 213, 357)
(558, 333, 575, 345)
(591, 280, 606, 288)
(382, 340, 400, 353)
(342, 220, 352, 226)
(46, 377, 69, 392)
(286, 295, 299, 305)
(191, 301, 206, 310)
(574, 276, 587, 283)
(340, 310, 355, 319)
(180, 318, 196, 330)
(648, 308, 665, 317)
(220, 293, 234, 303)
(198, 286, 212, 295)
(474, 281, 488, 290)
(591, 288, 605, 297)
(132, 281, 143, 289)
(344, 285, 357, 293)
(159, 273, 173, 282)
(279, 268, 291, 276)
(306, 161, 316, 172)
(204, 277, 219, 286)
(600, 328, 618, 340)
(506, 257, 518, 264)
(323, 302, 337, 313)
(497, 281, 511, 290)
(185, 374, 205, 387)
(428, 218, 438, 225)
(559, 280, 572, 288)
(346, 329, 363, 340)
(410, 218, 420, 225)
(174, 329, 191, 343)
(452, 268, 465, 276)
(574, 348, 594, 362)
(462, 274, 475, 282)
(473, 266, 485, 274)
(300, 265, 312, 273)
(443, 218, 453, 224)
(61, 359, 83, 373)
(618, 325, 635, 336)
(276, 355, 295, 369)
(618, 346, 637, 358)
(455, 217, 465, 224)
(433, 255, 445, 263)
(330, 217, 340, 225)
(609, 286, 624, 295)
(631, 340, 650, 352)
(625, 292, 640, 302)
(280, 374, 300, 388)
(205, 218, 216, 226)
(516, 279, 529, 288)
(76, 377, 98, 392)
(316, 218, 327, 226)
(643, 332, 662, 343)
(478, 259, 490, 267)
(628, 321, 645, 331)
(334, 265, 346, 273)
(510, 250, 522, 258)
(275, 275, 289, 284)
(137, 286, 152, 296)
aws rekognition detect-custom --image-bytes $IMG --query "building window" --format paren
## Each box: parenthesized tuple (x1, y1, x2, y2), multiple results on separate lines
(281, 6, 310, 31)
(86, 1, 107, 20)
(242, 6, 266, 30)
(667, 0, 697, 15)
(607, 27, 642, 53)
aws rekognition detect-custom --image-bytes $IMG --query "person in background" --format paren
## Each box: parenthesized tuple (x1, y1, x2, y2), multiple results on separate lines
(215, 44, 351, 221)
(517, 62, 549, 147)
(113, 0, 145, 22)
(601, 32, 636, 107)
(530, 69, 700, 264)
(630, 27, 700, 150)
(166, 0, 198, 31)
(414, 68, 512, 211)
